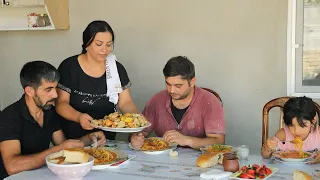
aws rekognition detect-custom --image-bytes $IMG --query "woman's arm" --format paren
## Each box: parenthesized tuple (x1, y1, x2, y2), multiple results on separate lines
(56, 89, 81, 122)
(117, 89, 139, 113)
(56, 89, 95, 130)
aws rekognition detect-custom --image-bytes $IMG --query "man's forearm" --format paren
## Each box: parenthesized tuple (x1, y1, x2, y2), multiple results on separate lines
(5, 145, 62, 175)
(185, 136, 225, 149)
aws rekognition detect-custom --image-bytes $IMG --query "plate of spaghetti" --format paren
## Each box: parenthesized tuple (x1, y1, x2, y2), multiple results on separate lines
(129, 137, 177, 155)
(272, 150, 312, 162)
(82, 147, 128, 169)
(200, 144, 234, 154)
(273, 137, 312, 162)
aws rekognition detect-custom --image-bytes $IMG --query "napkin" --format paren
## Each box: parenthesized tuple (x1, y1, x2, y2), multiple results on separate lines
(200, 169, 232, 180)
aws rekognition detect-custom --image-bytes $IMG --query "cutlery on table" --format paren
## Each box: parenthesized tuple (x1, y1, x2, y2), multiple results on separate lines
(110, 156, 136, 166)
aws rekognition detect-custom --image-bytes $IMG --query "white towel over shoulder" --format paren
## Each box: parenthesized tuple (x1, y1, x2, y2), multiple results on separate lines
(105, 53, 123, 104)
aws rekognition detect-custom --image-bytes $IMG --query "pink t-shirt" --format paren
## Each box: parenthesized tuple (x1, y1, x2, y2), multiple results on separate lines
(142, 86, 225, 137)
(277, 126, 320, 152)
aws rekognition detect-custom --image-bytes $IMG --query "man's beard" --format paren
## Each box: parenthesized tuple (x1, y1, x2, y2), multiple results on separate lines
(33, 95, 55, 110)
(170, 88, 191, 100)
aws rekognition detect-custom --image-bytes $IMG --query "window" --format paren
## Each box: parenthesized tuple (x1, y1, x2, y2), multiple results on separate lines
(287, 0, 320, 98)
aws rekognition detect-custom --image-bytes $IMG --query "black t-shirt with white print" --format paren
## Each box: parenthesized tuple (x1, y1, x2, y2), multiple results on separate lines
(57, 55, 131, 140)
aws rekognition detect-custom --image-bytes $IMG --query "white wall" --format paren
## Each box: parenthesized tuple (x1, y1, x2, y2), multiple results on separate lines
(0, 33, 7, 110)
(0, 0, 288, 153)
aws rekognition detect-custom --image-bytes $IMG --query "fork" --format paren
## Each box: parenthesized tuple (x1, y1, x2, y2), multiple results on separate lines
(279, 140, 294, 145)
(90, 137, 98, 148)
(268, 156, 275, 164)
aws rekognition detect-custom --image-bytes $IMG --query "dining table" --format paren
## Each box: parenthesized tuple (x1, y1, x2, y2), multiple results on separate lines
(5, 140, 320, 180)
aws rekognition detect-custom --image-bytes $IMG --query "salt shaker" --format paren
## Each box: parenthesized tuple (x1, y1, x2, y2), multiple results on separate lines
(236, 145, 249, 160)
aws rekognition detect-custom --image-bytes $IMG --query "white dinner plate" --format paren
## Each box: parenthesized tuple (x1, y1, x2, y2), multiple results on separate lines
(272, 151, 312, 162)
(273, 157, 314, 164)
(95, 122, 151, 133)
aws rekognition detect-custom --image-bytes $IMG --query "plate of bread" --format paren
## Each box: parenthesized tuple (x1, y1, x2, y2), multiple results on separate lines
(91, 112, 151, 133)
(129, 137, 177, 155)
(200, 144, 234, 154)
(48, 147, 128, 170)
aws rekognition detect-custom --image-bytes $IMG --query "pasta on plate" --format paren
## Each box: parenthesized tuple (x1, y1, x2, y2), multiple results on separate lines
(141, 138, 170, 151)
(83, 148, 117, 165)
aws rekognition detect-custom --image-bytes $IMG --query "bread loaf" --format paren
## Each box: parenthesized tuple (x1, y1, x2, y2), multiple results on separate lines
(196, 152, 223, 168)
(293, 170, 313, 180)
(64, 148, 89, 164)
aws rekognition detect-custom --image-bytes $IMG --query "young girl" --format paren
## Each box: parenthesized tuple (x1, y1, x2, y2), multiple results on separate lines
(261, 96, 320, 164)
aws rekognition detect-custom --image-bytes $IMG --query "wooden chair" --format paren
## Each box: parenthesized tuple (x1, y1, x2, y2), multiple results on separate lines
(201, 87, 223, 106)
(262, 96, 320, 145)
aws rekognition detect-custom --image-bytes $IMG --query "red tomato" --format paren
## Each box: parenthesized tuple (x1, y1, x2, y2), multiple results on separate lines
(265, 168, 272, 175)
(259, 174, 266, 179)
(241, 166, 248, 171)
(240, 173, 249, 178)
(247, 169, 255, 175)
(255, 167, 261, 173)
(252, 164, 259, 169)
(246, 174, 255, 179)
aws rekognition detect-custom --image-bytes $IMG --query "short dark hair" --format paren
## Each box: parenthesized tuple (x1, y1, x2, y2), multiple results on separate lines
(163, 56, 195, 81)
(20, 61, 60, 89)
(283, 96, 316, 127)
(82, 20, 115, 54)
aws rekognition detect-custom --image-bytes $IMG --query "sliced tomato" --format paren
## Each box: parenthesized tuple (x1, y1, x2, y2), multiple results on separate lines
(265, 168, 272, 175)
(252, 164, 259, 169)
(247, 169, 255, 175)
(241, 166, 248, 171)
(255, 167, 261, 173)
(246, 174, 255, 179)
(240, 173, 249, 178)
(259, 174, 266, 179)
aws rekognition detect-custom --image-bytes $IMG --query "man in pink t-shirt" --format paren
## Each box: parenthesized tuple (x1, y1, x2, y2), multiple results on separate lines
(131, 56, 225, 149)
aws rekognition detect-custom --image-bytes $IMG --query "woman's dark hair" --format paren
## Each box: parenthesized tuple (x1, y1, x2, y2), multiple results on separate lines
(81, 20, 114, 54)
(283, 96, 316, 127)
(163, 56, 195, 82)
(20, 61, 60, 89)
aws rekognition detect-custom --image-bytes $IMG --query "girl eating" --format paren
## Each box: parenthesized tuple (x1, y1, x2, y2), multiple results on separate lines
(261, 96, 320, 164)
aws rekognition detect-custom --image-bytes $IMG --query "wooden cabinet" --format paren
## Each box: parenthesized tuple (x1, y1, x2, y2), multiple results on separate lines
(0, 0, 69, 31)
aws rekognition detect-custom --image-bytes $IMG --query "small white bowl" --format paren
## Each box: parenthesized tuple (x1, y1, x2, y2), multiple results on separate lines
(46, 152, 94, 180)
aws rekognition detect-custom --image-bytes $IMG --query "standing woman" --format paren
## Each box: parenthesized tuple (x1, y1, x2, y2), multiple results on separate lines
(56, 20, 139, 140)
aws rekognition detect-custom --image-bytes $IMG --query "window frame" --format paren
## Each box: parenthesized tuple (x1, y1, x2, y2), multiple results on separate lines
(287, 0, 320, 98)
